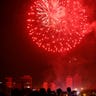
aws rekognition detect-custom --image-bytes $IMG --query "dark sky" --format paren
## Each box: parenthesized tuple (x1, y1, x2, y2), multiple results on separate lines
(1, 0, 96, 87)
(1, 0, 50, 85)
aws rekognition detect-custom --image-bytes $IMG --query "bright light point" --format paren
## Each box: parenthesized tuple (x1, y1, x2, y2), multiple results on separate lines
(27, 0, 89, 53)
(81, 87, 84, 90)
(26, 86, 31, 88)
(83, 93, 87, 96)
(27, 19, 31, 22)
(0, 82, 3, 84)
(77, 91, 80, 95)
(74, 88, 78, 91)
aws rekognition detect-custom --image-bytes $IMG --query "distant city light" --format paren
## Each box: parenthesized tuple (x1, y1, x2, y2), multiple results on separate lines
(81, 87, 84, 90)
(0, 82, 3, 84)
(26, 85, 31, 88)
(74, 88, 78, 91)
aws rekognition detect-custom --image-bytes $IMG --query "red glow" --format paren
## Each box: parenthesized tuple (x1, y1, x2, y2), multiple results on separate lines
(27, 0, 89, 53)
(66, 76, 73, 88)
(50, 82, 56, 91)
(42, 82, 48, 90)
(5, 77, 13, 88)
(73, 74, 82, 88)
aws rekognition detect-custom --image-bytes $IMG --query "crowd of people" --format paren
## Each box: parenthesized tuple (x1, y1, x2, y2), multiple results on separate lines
(0, 87, 78, 96)
(0, 85, 96, 96)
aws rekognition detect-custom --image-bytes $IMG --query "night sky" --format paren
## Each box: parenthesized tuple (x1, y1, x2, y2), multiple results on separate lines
(1, 0, 96, 88)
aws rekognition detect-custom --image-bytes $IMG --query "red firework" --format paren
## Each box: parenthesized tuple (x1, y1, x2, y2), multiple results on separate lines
(27, 0, 89, 53)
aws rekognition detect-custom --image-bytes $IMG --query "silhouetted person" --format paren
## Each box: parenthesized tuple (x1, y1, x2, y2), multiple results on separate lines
(39, 88, 47, 96)
(56, 88, 62, 96)
(11, 88, 21, 96)
(47, 88, 51, 96)
(28, 90, 39, 96)
(67, 87, 72, 96)
(0, 92, 5, 96)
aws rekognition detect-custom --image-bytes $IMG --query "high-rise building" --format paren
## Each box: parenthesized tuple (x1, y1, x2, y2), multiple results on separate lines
(21, 75, 32, 89)
(50, 82, 56, 91)
(5, 77, 13, 88)
(73, 73, 82, 89)
(66, 76, 73, 88)
(42, 81, 48, 90)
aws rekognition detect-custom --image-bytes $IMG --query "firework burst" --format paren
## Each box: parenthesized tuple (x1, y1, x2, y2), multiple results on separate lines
(27, 0, 89, 53)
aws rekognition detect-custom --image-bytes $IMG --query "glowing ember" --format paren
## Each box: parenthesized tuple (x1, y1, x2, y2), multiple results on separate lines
(27, 0, 89, 53)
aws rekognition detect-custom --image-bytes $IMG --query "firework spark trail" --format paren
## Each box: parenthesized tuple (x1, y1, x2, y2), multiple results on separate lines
(27, 0, 89, 53)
